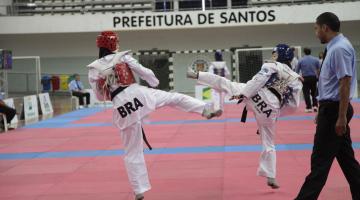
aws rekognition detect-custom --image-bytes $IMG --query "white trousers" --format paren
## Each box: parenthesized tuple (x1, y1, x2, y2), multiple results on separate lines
(198, 72, 279, 178)
(119, 88, 206, 195)
(212, 89, 225, 111)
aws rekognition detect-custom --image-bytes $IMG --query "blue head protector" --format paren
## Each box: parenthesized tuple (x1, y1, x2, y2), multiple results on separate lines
(274, 44, 294, 63)
(215, 51, 223, 61)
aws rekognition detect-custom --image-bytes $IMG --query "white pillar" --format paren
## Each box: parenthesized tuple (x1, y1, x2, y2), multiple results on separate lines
(0, 0, 12, 15)
(355, 81, 359, 98)
(227, 0, 232, 9)
(174, 0, 179, 11)
(202, 0, 205, 11)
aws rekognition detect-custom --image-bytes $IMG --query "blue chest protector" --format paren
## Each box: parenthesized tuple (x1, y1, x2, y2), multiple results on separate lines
(265, 73, 294, 108)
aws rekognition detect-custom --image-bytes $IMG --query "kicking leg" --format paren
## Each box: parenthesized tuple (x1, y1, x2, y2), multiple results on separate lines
(188, 70, 244, 97)
(150, 88, 220, 119)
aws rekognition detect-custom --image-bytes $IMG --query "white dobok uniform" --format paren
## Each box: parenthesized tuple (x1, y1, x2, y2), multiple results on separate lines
(208, 61, 231, 111)
(197, 61, 302, 179)
(291, 57, 299, 71)
(87, 51, 208, 195)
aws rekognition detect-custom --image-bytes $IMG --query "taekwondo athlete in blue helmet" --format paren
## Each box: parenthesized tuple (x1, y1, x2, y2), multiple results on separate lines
(187, 44, 303, 189)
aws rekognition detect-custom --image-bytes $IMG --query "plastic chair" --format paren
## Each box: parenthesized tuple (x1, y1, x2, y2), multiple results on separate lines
(71, 96, 79, 110)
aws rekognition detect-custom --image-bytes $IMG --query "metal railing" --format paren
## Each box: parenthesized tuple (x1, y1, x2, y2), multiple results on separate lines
(5, 0, 153, 15)
(1, 0, 356, 16)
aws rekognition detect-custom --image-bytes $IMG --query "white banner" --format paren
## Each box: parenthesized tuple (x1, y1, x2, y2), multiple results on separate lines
(3, 98, 18, 125)
(38, 93, 54, 115)
(0, 2, 359, 34)
(23, 95, 39, 120)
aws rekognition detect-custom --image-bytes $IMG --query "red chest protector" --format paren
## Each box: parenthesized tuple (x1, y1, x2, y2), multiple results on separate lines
(114, 62, 136, 86)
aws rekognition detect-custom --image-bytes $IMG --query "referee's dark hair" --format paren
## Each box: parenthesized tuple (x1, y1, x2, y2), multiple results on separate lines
(316, 12, 340, 32)
(303, 48, 311, 55)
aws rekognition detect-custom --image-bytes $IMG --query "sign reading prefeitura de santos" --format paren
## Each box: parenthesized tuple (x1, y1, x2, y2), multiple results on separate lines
(113, 9, 276, 29)
(0, 1, 359, 34)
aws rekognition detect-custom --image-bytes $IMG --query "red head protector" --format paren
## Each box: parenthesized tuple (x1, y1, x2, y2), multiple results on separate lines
(96, 31, 119, 51)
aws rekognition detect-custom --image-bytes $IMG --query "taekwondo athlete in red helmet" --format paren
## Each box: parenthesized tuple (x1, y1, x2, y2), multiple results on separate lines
(87, 31, 221, 200)
(187, 44, 303, 189)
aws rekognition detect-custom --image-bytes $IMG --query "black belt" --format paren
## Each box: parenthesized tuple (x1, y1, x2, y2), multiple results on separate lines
(235, 95, 247, 123)
(142, 127, 152, 150)
(241, 107, 247, 123)
(267, 87, 282, 104)
(111, 86, 153, 150)
(110, 86, 128, 101)
(319, 100, 339, 104)
(319, 100, 341, 109)
(240, 107, 258, 135)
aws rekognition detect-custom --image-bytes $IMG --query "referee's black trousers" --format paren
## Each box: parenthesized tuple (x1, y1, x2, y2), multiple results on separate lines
(295, 102, 360, 200)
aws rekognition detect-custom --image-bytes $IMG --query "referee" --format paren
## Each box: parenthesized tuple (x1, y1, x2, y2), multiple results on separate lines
(295, 12, 360, 200)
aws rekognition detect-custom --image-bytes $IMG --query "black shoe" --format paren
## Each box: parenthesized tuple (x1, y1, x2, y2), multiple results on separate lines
(313, 106, 318, 112)
(267, 177, 280, 189)
(135, 193, 144, 200)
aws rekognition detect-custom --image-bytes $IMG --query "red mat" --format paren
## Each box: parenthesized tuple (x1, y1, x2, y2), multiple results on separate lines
(0, 102, 359, 200)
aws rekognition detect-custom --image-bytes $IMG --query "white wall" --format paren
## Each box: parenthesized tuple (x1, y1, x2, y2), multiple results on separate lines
(1, 21, 360, 57)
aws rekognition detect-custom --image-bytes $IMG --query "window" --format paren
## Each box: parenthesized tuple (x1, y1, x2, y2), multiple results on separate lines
(232, 0, 248, 7)
(179, 0, 202, 10)
(155, 0, 173, 11)
(211, 0, 227, 8)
